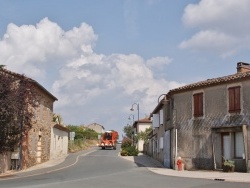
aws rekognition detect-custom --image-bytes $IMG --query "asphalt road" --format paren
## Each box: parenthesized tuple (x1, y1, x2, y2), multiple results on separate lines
(0, 145, 250, 188)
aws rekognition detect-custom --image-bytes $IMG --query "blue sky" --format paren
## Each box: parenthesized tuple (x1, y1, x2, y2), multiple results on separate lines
(1, 0, 250, 137)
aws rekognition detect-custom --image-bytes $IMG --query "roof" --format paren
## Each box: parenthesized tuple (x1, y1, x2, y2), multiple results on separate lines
(0, 68, 57, 101)
(53, 124, 70, 132)
(168, 71, 250, 95)
(133, 117, 152, 127)
(149, 97, 168, 118)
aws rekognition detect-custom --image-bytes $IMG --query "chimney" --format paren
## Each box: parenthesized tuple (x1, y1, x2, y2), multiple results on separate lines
(237, 62, 250, 73)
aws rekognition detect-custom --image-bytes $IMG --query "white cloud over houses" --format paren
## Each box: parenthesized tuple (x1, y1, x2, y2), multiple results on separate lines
(180, 0, 250, 57)
(0, 18, 181, 131)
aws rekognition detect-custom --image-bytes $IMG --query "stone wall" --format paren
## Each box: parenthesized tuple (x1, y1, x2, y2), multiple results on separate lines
(22, 87, 55, 169)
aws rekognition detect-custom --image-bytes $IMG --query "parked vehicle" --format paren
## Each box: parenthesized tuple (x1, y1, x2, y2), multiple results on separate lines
(99, 130, 118, 150)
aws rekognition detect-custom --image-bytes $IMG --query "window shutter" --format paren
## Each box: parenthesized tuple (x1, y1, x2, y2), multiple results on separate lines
(235, 87, 241, 111)
(193, 94, 198, 116)
(228, 87, 241, 113)
(193, 93, 203, 117)
(198, 93, 203, 116)
(228, 88, 235, 112)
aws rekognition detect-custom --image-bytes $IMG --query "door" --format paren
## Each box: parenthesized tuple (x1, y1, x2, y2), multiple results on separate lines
(222, 133, 231, 160)
(164, 130, 171, 168)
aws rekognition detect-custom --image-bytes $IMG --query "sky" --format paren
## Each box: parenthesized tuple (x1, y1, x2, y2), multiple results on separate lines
(1, 0, 250, 137)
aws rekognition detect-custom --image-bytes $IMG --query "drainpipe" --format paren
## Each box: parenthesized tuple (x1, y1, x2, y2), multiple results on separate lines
(212, 132, 217, 170)
(242, 125, 248, 172)
(175, 128, 178, 169)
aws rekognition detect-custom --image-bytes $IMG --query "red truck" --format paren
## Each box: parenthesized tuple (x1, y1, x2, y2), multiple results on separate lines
(99, 130, 118, 150)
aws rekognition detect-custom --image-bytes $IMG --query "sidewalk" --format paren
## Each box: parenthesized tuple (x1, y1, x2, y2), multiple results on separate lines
(0, 147, 98, 179)
(120, 154, 250, 183)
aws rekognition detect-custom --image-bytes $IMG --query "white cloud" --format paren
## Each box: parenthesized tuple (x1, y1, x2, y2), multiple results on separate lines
(0, 17, 97, 81)
(179, 30, 239, 54)
(181, 0, 250, 57)
(0, 18, 183, 134)
(146, 56, 172, 69)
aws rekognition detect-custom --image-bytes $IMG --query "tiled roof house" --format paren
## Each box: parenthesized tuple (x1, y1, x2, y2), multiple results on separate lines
(0, 68, 58, 172)
(149, 62, 250, 172)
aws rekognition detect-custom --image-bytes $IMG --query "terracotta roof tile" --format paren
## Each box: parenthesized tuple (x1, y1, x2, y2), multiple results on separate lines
(169, 72, 250, 94)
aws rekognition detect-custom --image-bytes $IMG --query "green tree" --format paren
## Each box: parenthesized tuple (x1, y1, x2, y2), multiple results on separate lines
(67, 125, 98, 140)
(123, 124, 133, 139)
(137, 127, 152, 143)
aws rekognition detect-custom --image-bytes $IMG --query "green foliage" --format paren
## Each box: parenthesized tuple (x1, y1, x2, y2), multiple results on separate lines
(223, 160, 235, 167)
(67, 125, 98, 140)
(137, 127, 152, 142)
(125, 146, 139, 156)
(0, 69, 38, 154)
(123, 125, 134, 139)
(120, 149, 128, 156)
(121, 137, 132, 149)
(120, 137, 138, 156)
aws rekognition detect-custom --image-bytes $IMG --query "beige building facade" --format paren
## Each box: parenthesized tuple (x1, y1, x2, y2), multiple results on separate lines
(149, 62, 250, 172)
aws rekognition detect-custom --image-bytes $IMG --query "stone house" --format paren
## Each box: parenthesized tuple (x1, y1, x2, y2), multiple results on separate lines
(149, 62, 250, 172)
(0, 68, 58, 172)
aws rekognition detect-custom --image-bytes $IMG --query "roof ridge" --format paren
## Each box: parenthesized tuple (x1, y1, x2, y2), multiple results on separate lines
(169, 71, 250, 94)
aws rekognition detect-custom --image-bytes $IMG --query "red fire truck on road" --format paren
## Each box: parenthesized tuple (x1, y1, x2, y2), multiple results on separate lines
(99, 130, 118, 150)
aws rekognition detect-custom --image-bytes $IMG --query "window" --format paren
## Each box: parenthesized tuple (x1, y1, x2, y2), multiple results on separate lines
(228, 86, 241, 113)
(193, 93, 203, 117)
(234, 132, 244, 159)
(222, 132, 244, 160)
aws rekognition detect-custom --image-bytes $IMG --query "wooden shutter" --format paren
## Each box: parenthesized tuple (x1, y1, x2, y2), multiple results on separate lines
(193, 94, 198, 116)
(193, 93, 203, 117)
(228, 86, 241, 113)
(198, 93, 203, 116)
(235, 87, 241, 112)
(228, 88, 235, 112)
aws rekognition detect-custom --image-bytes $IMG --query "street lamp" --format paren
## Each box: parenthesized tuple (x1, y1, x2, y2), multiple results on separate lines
(158, 94, 167, 103)
(130, 103, 139, 123)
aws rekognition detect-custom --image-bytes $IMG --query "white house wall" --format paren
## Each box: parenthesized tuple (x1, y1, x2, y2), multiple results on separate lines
(137, 123, 151, 152)
(50, 128, 68, 159)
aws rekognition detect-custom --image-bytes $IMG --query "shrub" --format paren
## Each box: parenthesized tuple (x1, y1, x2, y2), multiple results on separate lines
(121, 137, 132, 149)
(120, 145, 138, 156)
(126, 146, 139, 156)
(120, 150, 128, 156)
